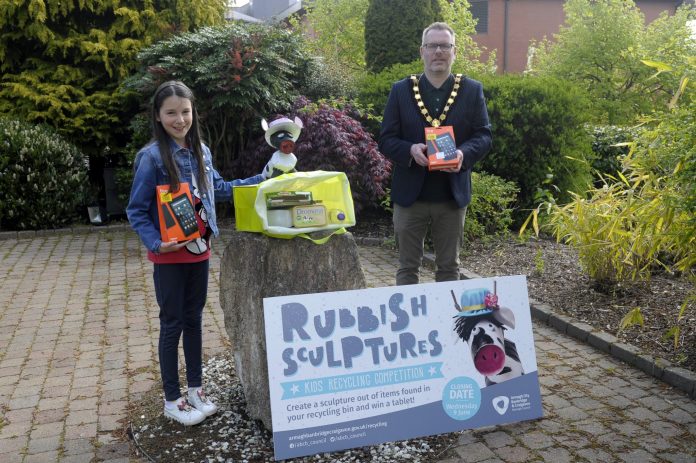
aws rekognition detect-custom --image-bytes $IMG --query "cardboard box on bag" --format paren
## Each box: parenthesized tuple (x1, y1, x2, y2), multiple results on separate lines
(156, 183, 201, 243)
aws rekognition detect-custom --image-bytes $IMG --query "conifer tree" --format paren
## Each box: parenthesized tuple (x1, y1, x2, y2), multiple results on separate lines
(364, 0, 442, 73)
(0, 0, 226, 156)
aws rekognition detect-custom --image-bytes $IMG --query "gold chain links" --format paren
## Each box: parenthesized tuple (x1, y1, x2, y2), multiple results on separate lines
(411, 74, 462, 128)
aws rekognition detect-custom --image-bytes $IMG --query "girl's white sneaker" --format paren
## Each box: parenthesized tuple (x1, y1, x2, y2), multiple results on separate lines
(188, 388, 218, 417)
(164, 398, 206, 426)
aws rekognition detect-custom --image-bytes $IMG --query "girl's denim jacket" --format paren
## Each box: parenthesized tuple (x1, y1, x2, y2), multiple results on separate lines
(126, 140, 264, 253)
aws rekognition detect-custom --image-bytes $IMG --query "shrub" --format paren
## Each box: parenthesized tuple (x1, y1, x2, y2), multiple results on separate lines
(547, 77, 695, 286)
(115, 113, 152, 207)
(465, 172, 518, 243)
(235, 97, 392, 215)
(297, 57, 360, 102)
(0, 0, 225, 160)
(588, 124, 642, 184)
(124, 23, 317, 177)
(528, 0, 695, 124)
(290, 0, 369, 76)
(477, 75, 593, 221)
(0, 119, 88, 230)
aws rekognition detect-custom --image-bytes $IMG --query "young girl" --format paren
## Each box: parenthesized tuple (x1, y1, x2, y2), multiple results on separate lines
(127, 81, 273, 425)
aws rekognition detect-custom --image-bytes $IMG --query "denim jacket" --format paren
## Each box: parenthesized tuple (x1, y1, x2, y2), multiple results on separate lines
(126, 140, 264, 253)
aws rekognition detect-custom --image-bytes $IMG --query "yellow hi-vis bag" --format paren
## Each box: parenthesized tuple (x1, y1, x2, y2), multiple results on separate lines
(233, 171, 356, 241)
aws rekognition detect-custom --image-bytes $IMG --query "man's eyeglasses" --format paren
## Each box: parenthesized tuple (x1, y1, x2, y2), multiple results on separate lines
(422, 43, 454, 51)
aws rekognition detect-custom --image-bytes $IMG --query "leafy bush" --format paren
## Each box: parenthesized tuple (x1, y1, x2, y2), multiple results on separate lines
(290, 0, 369, 76)
(464, 172, 518, 242)
(115, 113, 152, 206)
(0, 119, 88, 230)
(477, 75, 593, 220)
(124, 23, 318, 177)
(588, 124, 642, 184)
(528, 0, 694, 124)
(297, 57, 360, 102)
(547, 70, 695, 287)
(235, 97, 392, 215)
(0, 0, 225, 158)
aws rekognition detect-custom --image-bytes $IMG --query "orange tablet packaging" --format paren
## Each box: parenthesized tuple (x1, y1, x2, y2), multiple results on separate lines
(425, 126, 459, 171)
(156, 183, 201, 243)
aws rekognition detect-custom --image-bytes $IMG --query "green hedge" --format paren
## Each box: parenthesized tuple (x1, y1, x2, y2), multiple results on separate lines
(0, 119, 88, 230)
(478, 75, 593, 220)
(357, 60, 422, 134)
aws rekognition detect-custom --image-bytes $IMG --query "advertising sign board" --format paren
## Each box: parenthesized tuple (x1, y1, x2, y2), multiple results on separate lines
(263, 276, 543, 460)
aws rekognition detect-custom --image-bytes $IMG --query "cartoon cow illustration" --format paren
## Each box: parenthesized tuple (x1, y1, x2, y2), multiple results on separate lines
(452, 285, 524, 386)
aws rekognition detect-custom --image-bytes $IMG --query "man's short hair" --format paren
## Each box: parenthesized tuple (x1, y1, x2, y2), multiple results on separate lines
(422, 22, 456, 45)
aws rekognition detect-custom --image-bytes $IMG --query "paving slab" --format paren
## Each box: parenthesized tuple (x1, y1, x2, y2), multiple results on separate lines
(0, 229, 694, 462)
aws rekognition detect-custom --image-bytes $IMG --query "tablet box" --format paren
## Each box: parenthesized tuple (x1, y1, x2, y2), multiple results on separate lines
(156, 183, 201, 243)
(426, 126, 459, 171)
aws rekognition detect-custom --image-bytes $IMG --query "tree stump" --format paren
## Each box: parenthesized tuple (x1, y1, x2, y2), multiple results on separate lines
(219, 231, 366, 430)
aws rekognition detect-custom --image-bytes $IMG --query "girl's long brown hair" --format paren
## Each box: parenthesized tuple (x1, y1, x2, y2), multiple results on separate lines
(151, 81, 208, 192)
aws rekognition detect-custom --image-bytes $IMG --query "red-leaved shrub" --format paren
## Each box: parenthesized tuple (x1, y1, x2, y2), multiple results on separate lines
(235, 97, 392, 215)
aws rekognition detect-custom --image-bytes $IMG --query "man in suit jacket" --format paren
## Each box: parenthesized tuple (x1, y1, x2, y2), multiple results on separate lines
(379, 22, 492, 285)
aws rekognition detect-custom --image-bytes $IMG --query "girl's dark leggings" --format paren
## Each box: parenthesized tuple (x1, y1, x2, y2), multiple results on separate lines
(153, 260, 209, 401)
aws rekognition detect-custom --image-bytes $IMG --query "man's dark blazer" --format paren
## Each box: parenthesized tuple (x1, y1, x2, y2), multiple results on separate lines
(378, 75, 492, 208)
